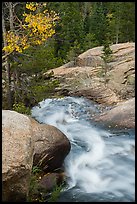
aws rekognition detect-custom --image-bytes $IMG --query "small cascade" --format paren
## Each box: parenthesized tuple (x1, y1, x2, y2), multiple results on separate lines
(31, 96, 135, 202)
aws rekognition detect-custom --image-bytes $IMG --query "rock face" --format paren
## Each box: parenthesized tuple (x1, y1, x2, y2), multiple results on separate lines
(31, 118, 71, 172)
(2, 110, 34, 202)
(2, 111, 71, 202)
(76, 46, 104, 67)
(93, 98, 135, 129)
(72, 81, 119, 105)
(38, 172, 65, 192)
(48, 42, 135, 105)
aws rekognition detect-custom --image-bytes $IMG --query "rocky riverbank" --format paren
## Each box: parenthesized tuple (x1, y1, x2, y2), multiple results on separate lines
(47, 42, 135, 128)
(2, 42, 135, 201)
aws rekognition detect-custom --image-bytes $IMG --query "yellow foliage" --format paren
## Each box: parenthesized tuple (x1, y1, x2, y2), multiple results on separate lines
(3, 2, 59, 54)
(26, 2, 38, 11)
(107, 13, 113, 19)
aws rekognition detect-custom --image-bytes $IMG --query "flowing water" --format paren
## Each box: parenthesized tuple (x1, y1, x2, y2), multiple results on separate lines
(31, 96, 135, 202)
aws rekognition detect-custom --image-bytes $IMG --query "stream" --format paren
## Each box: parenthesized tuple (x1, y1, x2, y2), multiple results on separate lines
(31, 96, 135, 202)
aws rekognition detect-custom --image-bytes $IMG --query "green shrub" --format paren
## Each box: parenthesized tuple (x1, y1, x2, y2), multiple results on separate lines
(48, 183, 64, 202)
(28, 166, 65, 202)
(82, 33, 100, 51)
(12, 102, 31, 115)
(32, 166, 42, 174)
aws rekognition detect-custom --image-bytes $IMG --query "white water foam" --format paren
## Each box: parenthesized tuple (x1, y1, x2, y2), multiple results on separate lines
(31, 97, 135, 201)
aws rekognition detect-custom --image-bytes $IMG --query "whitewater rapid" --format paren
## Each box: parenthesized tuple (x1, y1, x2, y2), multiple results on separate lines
(31, 96, 135, 202)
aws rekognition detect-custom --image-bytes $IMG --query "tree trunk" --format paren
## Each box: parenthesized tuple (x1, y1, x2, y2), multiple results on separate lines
(104, 61, 108, 87)
(116, 23, 119, 44)
(2, 7, 12, 109)
(115, 3, 121, 44)
(9, 2, 14, 31)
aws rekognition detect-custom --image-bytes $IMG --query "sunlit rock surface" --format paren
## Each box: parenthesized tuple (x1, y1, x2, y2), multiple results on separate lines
(2, 110, 70, 201)
(2, 110, 34, 202)
(93, 97, 135, 129)
(48, 42, 135, 105)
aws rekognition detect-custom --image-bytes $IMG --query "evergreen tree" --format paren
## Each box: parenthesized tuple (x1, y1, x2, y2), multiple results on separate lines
(47, 2, 84, 61)
(106, 2, 135, 43)
(90, 2, 109, 45)
(118, 2, 135, 42)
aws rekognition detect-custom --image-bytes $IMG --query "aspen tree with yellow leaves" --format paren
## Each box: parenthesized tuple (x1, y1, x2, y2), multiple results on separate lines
(2, 2, 59, 109)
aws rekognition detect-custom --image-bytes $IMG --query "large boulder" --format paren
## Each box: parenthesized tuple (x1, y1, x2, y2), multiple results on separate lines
(2, 111, 71, 202)
(93, 98, 135, 129)
(2, 110, 34, 202)
(30, 118, 71, 172)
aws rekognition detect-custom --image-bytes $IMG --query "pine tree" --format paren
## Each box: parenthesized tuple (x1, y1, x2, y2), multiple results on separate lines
(90, 2, 108, 45)
(47, 2, 84, 60)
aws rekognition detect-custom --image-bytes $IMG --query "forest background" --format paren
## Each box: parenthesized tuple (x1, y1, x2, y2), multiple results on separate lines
(2, 2, 135, 113)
